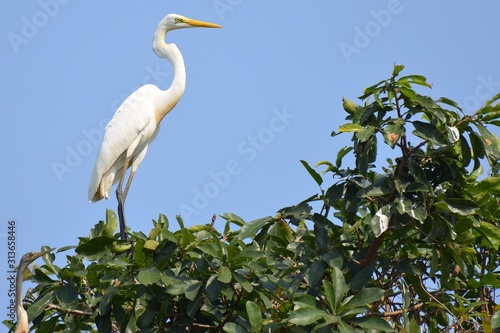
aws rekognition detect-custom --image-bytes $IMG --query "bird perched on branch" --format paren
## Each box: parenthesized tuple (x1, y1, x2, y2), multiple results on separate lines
(88, 14, 222, 239)
(14, 248, 55, 333)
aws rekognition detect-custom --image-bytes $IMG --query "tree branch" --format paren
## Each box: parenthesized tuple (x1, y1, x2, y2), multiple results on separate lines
(368, 302, 424, 317)
(46, 304, 93, 316)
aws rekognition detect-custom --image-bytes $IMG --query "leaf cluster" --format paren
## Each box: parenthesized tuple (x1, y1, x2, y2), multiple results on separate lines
(6, 65, 500, 333)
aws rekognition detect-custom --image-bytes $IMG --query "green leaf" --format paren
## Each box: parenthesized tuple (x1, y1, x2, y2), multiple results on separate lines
(103, 209, 117, 237)
(346, 317, 394, 332)
(356, 134, 377, 174)
(434, 199, 478, 216)
(305, 260, 325, 291)
(400, 74, 431, 88)
(475, 122, 500, 164)
(56, 284, 78, 307)
(75, 236, 115, 256)
(479, 273, 500, 287)
(331, 267, 349, 309)
(300, 160, 323, 186)
(338, 123, 365, 133)
(395, 197, 412, 215)
(27, 290, 56, 322)
(326, 183, 345, 206)
(33, 268, 57, 285)
(445, 125, 460, 143)
(279, 202, 312, 221)
(485, 92, 500, 106)
(157, 213, 169, 227)
(233, 271, 254, 292)
(137, 267, 161, 285)
(408, 204, 427, 224)
(217, 265, 232, 283)
(360, 79, 386, 99)
(492, 309, 500, 329)
(125, 315, 137, 333)
(371, 204, 392, 237)
(415, 95, 447, 123)
(339, 320, 359, 333)
(246, 301, 263, 333)
(399, 85, 416, 101)
(205, 276, 224, 302)
(437, 96, 462, 111)
(99, 284, 118, 315)
(239, 217, 272, 240)
(469, 131, 486, 160)
(223, 322, 248, 333)
(392, 64, 405, 77)
(407, 159, 427, 183)
(412, 121, 448, 147)
(176, 215, 195, 249)
(469, 176, 500, 194)
(482, 109, 500, 122)
(316, 160, 335, 174)
(288, 307, 326, 326)
(355, 126, 375, 143)
(322, 280, 336, 311)
(185, 281, 203, 302)
(186, 287, 204, 317)
(474, 222, 500, 249)
(341, 288, 384, 310)
(383, 118, 405, 148)
(153, 240, 177, 270)
(143, 239, 159, 251)
(198, 242, 220, 258)
(460, 134, 472, 167)
(162, 276, 201, 297)
(335, 146, 354, 168)
(222, 212, 246, 226)
(342, 97, 360, 115)
(135, 286, 153, 324)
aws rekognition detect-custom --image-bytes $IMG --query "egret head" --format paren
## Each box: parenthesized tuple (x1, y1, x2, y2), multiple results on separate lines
(158, 14, 222, 31)
(18, 248, 55, 270)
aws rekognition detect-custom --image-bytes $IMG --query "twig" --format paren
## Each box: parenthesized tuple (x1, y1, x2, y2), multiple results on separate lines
(368, 302, 424, 317)
(211, 214, 217, 229)
(46, 304, 93, 316)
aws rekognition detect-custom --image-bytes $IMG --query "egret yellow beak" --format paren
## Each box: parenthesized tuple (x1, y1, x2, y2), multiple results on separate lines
(185, 18, 222, 28)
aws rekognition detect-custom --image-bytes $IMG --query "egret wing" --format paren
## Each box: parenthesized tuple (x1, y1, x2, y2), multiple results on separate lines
(88, 84, 160, 201)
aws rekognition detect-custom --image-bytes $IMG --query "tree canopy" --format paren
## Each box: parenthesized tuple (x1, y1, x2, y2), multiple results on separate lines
(6, 65, 500, 332)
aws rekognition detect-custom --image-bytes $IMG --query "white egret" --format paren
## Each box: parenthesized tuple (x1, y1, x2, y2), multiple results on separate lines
(88, 14, 222, 239)
(14, 248, 55, 333)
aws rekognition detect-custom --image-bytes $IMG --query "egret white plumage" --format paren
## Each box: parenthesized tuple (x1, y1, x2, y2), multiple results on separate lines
(88, 14, 222, 239)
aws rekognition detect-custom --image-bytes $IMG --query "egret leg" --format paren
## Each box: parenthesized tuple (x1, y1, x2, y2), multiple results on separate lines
(116, 186, 127, 240)
(123, 170, 136, 202)
(116, 157, 131, 240)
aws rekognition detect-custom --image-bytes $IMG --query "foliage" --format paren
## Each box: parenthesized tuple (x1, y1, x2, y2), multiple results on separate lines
(5, 65, 500, 332)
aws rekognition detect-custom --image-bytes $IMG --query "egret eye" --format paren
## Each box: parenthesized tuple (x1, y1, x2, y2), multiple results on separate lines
(175, 17, 184, 24)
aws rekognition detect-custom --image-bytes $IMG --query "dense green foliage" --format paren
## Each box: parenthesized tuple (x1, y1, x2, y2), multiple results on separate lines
(6, 66, 500, 332)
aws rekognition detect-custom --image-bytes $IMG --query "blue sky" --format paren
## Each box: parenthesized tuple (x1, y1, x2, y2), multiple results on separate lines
(2, 1, 500, 316)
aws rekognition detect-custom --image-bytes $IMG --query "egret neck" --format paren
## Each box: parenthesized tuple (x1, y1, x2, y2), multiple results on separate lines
(152, 28, 186, 123)
(15, 269, 28, 333)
